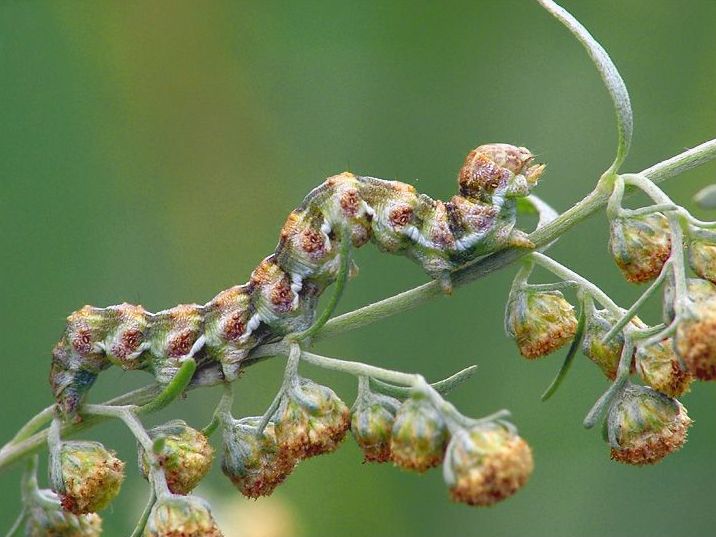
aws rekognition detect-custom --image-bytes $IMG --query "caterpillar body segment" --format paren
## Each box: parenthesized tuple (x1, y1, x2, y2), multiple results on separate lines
(50, 144, 545, 417)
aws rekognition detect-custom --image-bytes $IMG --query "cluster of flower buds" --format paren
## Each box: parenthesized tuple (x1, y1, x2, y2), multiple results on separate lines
(443, 424, 533, 506)
(273, 377, 351, 459)
(51, 441, 125, 515)
(351, 388, 401, 463)
(350, 388, 534, 506)
(505, 287, 578, 359)
(221, 417, 296, 498)
(144, 496, 222, 537)
(609, 213, 671, 283)
(138, 420, 214, 495)
(606, 383, 692, 465)
(24, 488, 102, 537)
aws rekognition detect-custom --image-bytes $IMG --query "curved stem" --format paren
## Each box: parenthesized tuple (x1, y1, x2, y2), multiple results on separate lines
(369, 364, 478, 398)
(531, 252, 621, 314)
(4, 509, 25, 537)
(139, 358, 196, 416)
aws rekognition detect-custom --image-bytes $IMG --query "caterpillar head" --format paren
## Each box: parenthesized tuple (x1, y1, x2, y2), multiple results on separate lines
(458, 144, 545, 201)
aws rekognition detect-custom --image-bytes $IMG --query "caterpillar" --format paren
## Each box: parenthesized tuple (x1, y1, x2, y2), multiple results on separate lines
(50, 143, 545, 417)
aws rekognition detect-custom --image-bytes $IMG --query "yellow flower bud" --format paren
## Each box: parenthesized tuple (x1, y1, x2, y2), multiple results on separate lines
(607, 384, 691, 465)
(351, 393, 400, 463)
(444, 426, 533, 507)
(390, 394, 448, 472)
(675, 295, 716, 380)
(689, 237, 716, 284)
(56, 441, 125, 514)
(635, 339, 692, 397)
(25, 489, 102, 537)
(609, 213, 671, 283)
(144, 496, 222, 537)
(506, 289, 577, 359)
(139, 420, 213, 495)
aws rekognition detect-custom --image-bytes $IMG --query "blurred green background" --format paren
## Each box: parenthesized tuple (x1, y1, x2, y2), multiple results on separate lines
(1, 1, 715, 535)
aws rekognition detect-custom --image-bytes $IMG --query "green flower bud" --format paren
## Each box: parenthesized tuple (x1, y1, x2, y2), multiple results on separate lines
(55, 441, 125, 514)
(221, 417, 297, 498)
(636, 339, 692, 397)
(607, 384, 691, 465)
(274, 377, 351, 460)
(138, 420, 213, 495)
(689, 237, 716, 284)
(609, 213, 671, 283)
(505, 289, 577, 359)
(675, 295, 716, 380)
(581, 308, 643, 380)
(443, 425, 533, 507)
(144, 496, 222, 537)
(25, 489, 102, 537)
(390, 394, 448, 472)
(351, 392, 401, 463)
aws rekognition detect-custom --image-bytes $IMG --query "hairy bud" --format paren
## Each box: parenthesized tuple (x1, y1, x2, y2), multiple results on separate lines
(688, 237, 716, 284)
(675, 295, 716, 380)
(443, 425, 533, 507)
(221, 417, 297, 498)
(663, 277, 716, 324)
(607, 384, 691, 465)
(636, 339, 692, 397)
(25, 489, 102, 537)
(505, 289, 577, 359)
(53, 441, 124, 515)
(274, 377, 351, 459)
(581, 308, 642, 380)
(138, 420, 213, 495)
(351, 392, 401, 463)
(390, 394, 448, 472)
(609, 213, 671, 283)
(144, 496, 222, 537)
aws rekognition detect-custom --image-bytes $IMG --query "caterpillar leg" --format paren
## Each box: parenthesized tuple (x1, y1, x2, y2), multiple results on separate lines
(507, 229, 535, 250)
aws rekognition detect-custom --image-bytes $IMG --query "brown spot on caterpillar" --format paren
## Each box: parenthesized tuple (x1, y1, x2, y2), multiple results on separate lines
(389, 205, 413, 227)
(340, 189, 361, 217)
(168, 329, 197, 357)
(279, 212, 301, 241)
(110, 328, 143, 359)
(72, 329, 93, 355)
(223, 312, 246, 341)
(300, 228, 325, 255)
(270, 281, 294, 312)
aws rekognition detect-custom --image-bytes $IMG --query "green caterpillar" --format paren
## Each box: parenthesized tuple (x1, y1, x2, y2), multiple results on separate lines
(50, 144, 545, 417)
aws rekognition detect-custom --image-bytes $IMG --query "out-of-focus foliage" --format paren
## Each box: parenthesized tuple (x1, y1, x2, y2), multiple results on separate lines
(1, 1, 715, 536)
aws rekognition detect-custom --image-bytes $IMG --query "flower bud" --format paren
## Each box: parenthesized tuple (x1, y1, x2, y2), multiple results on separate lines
(274, 377, 351, 459)
(505, 289, 577, 359)
(144, 496, 222, 537)
(609, 213, 671, 283)
(351, 392, 401, 463)
(25, 489, 102, 537)
(607, 384, 691, 465)
(138, 420, 213, 495)
(636, 339, 692, 397)
(54, 441, 125, 514)
(443, 425, 533, 506)
(390, 394, 448, 472)
(689, 237, 716, 283)
(221, 417, 297, 498)
(581, 308, 642, 380)
(663, 277, 716, 324)
(675, 295, 716, 380)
